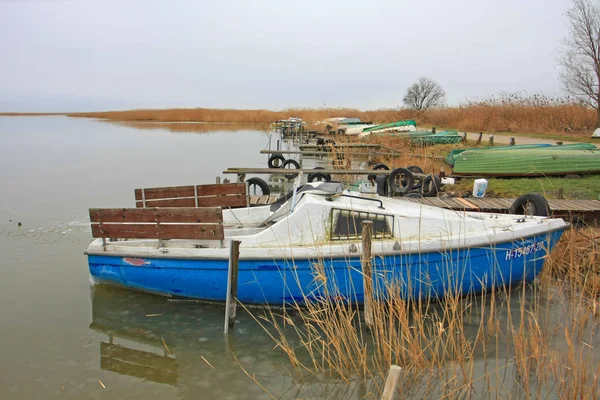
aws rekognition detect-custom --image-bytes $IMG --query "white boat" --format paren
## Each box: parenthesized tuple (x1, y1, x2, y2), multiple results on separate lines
(85, 181, 568, 305)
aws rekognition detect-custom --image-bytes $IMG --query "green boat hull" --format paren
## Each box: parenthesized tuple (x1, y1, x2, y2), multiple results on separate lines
(362, 119, 417, 133)
(453, 149, 600, 177)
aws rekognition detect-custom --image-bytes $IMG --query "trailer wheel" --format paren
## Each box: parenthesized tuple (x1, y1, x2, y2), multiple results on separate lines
(307, 171, 331, 182)
(407, 165, 423, 174)
(510, 193, 550, 216)
(246, 177, 270, 196)
(312, 167, 331, 181)
(268, 153, 285, 168)
(422, 175, 441, 197)
(388, 168, 414, 194)
(281, 159, 300, 179)
(372, 163, 390, 170)
(375, 175, 388, 196)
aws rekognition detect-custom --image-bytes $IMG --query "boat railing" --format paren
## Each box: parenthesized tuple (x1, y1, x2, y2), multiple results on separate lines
(134, 183, 248, 208)
(89, 207, 225, 248)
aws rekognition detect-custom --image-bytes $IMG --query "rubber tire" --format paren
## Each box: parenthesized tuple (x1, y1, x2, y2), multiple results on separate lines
(268, 153, 285, 169)
(407, 165, 424, 174)
(246, 177, 270, 196)
(404, 192, 422, 198)
(375, 175, 388, 196)
(307, 171, 331, 182)
(388, 168, 414, 195)
(281, 159, 300, 179)
(510, 193, 551, 217)
(372, 163, 390, 171)
(325, 139, 337, 146)
(421, 175, 441, 197)
(312, 167, 331, 181)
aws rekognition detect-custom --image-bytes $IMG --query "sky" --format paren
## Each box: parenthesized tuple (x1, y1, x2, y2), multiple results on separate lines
(0, 0, 573, 112)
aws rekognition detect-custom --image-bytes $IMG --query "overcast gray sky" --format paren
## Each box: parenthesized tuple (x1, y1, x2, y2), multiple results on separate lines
(0, 0, 572, 111)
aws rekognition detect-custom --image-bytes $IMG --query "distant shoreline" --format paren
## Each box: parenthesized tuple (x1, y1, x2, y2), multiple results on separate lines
(0, 106, 596, 138)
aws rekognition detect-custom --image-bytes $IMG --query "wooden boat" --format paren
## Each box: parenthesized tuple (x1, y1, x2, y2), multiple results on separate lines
(411, 131, 462, 146)
(453, 147, 600, 177)
(85, 181, 567, 304)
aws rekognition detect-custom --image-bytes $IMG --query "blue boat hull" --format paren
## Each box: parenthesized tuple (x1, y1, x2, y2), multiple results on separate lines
(88, 230, 564, 304)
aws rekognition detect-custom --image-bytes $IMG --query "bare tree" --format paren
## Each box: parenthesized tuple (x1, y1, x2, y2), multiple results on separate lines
(403, 77, 446, 110)
(559, 0, 600, 127)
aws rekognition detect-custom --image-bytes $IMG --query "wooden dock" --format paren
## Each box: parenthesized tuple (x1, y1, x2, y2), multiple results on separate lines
(249, 195, 600, 221)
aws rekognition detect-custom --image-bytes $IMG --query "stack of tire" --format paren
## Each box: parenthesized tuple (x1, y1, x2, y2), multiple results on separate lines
(371, 163, 441, 198)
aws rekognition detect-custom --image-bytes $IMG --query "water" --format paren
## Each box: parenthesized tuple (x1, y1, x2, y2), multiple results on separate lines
(0, 116, 302, 399)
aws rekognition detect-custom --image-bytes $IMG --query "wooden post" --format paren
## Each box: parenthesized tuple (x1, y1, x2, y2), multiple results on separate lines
(361, 221, 374, 330)
(432, 126, 436, 134)
(277, 140, 280, 151)
(557, 188, 564, 199)
(509, 137, 515, 146)
(556, 141, 563, 145)
(462, 132, 467, 143)
(489, 135, 494, 146)
(224, 240, 241, 334)
(477, 132, 483, 144)
(381, 365, 402, 400)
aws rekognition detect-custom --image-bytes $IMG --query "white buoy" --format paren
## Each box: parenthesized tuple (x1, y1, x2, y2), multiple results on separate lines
(473, 179, 488, 198)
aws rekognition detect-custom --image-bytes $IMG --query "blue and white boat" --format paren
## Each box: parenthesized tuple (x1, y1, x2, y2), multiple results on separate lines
(86, 182, 568, 305)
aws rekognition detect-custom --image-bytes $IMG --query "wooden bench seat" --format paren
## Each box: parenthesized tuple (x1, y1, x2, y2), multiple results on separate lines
(134, 183, 248, 209)
(89, 207, 224, 242)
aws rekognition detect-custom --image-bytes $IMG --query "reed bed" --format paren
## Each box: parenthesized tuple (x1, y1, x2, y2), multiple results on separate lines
(243, 229, 600, 399)
(66, 93, 597, 136)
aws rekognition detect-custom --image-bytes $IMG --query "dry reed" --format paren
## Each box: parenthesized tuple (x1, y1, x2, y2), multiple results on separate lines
(65, 93, 597, 136)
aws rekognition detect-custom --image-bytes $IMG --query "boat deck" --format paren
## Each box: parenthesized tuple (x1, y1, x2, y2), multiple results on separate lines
(249, 195, 600, 221)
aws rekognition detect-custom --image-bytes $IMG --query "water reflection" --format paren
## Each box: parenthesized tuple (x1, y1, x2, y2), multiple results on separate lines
(107, 121, 270, 134)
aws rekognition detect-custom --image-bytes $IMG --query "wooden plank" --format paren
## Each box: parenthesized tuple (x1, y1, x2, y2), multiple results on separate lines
(197, 195, 246, 208)
(456, 197, 479, 210)
(90, 208, 223, 224)
(196, 183, 246, 197)
(91, 223, 224, 240)
(101, 342, 176, 371)
(135, 186, 195, 201)
(141, 198, 196, 208)
(257, 195, 269, 205)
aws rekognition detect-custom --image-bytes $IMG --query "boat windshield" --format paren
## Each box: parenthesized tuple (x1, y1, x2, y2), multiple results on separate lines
(269, 181, 343, 212)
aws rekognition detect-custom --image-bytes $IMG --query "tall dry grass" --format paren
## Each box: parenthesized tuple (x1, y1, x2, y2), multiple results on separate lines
(66, 93, 597, 136)
(240, 228, 600, 399)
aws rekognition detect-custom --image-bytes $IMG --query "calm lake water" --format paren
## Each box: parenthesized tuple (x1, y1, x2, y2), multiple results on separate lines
(1, 116, 598, 399)
(0, 116, 315, 400)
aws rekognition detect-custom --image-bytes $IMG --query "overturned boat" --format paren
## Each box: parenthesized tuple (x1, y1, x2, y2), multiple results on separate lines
(86, 182, 567, 305)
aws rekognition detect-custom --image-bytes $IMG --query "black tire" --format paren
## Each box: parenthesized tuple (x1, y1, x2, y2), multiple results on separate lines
(375, 175, 388, 196)
(316, 138, 325, 146)
(421, 175, 441, 197)
(325, 139, 337, 146)
(246, 177, 270, 196)
(307, 171, 331, 182)
(281, 159, 300, 179)
(388, 168, 414, 194)
(372, 163, 390, 171)
(510, 193, 551, 217)
(312, 167, 331, 181)
(404, 192, 422, 198)
(407, 165, 424, 174)
(268, 153, 285, 169)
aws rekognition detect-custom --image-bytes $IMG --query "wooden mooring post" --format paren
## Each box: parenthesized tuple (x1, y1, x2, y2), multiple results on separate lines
(509, 137, 516, 146)
(381, 365, 402, 400)
(477, 132, 483, 144)
(224, 240, 241, 334)
(489, 135, 494, 146)
(361, 221, 374, 330)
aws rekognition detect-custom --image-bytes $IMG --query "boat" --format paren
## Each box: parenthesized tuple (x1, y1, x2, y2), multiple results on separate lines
(410, 130, 462, 146)
(358, 120, 417, 137)
(85, 181, 568, 305)
(445, 144, 553, 166)
(453, 146, 600, 177)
